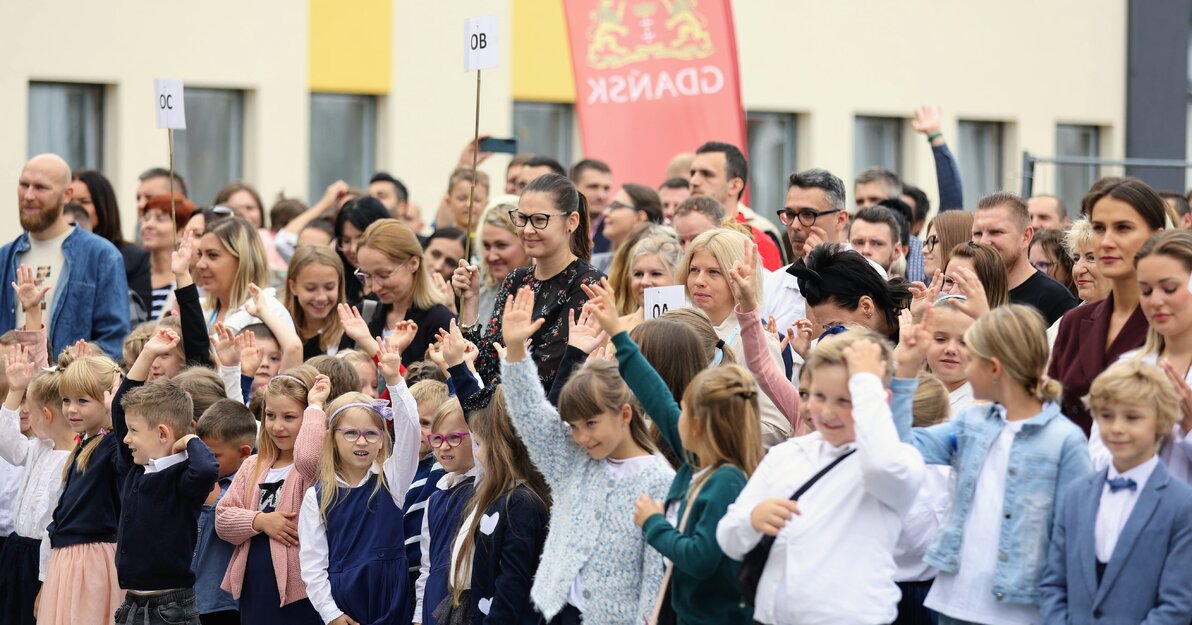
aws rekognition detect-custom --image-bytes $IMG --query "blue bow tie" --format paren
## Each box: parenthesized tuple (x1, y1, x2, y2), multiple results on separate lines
(1107, 477, 1137, 493)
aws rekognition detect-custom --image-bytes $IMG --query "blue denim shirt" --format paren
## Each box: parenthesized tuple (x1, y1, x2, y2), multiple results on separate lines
(0, 227, 130, 358)
(891, 377, 1093, 605)
(192, 475, 237, 615)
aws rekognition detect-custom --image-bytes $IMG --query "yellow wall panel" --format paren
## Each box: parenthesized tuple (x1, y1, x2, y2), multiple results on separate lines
(512, 0, 575, 102)
(309, 0, 391, 94)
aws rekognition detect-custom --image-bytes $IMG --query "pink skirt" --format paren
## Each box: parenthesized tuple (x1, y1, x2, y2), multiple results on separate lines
(38, 542, 125, 625)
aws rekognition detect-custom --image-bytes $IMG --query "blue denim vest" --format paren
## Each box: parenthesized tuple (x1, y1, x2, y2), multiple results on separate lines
(192, 475, 237, 615)
(892, 377, 1093, 605)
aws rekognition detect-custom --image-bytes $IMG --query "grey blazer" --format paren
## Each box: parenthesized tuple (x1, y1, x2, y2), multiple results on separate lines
(1040, 461, 1192, 625)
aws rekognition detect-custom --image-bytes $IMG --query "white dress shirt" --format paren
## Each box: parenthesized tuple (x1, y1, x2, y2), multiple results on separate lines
(716, 373, 923, 625)
(893, 465, 952, 582)
(299, 383, 422, 625)
(144, 450, 188, 474)
(1095, 455, 1158, 563)
(0, 407, 70, 581)
(949, 383, 974, 419)
(925, 408, 1040, 625)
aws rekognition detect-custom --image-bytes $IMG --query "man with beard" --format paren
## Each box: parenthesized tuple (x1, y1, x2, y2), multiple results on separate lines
(0, 154, 129, 357)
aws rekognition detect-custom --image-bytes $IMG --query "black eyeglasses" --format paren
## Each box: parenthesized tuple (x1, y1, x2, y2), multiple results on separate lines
(776, 208, 842, 227)
(924, 235, 939, 252)
(509, 210, 568, 230)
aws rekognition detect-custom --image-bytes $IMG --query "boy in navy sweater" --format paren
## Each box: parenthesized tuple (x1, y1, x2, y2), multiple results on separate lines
(113, 328, 219, 625)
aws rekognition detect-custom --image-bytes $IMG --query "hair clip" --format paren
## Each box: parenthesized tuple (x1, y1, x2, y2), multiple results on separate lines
(272, 374, 308, 390)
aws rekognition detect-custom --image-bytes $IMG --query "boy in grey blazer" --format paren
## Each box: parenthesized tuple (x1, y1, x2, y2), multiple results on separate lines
(1041, 361, 1192, 625)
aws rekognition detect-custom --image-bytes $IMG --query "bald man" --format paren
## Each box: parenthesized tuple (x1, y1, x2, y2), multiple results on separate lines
(0, 154, 129, 357)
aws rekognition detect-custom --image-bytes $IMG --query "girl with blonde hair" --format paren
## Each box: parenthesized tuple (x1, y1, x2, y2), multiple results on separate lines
(216, 366, 327, 624)
(893, 304, 1092, 624)
(38, 354, 126, 625)
(298, 336, 423, 625)
(283, 245, 349, 359)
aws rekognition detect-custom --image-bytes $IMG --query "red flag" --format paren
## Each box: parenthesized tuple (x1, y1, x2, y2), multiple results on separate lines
(563, 0, 746, 183)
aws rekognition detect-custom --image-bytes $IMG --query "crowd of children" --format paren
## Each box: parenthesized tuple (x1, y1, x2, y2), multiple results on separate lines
(8, 171, 1192, 625)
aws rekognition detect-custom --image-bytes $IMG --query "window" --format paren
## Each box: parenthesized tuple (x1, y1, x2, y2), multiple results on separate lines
(958, 121, 1004, 208)
(1056, 124, 1100, 213)
(746, 112, 796, 223)
(174, 88, 244, 206)
(513, 101, 573, 164)
(27, 82, 104, 170)
(854, 116, 903, 177)
(309, 93, 377, 204)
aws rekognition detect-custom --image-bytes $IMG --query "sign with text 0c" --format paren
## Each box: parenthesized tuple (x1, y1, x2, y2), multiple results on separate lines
(464, 15, 498, 71)
(644, 285, 687, 321)
(154, 79, 186, 129)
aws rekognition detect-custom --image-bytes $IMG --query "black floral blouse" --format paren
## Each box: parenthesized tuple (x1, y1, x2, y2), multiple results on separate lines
(466, 258, 603, 390)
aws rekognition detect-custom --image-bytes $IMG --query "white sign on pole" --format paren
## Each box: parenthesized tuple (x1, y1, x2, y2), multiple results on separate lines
(464, 15, 498, 71)
(644, 285, 687, 321)
(154, 79, 186, 129)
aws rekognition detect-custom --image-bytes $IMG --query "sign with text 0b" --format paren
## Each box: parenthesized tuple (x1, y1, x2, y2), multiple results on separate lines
(464, 15, 498, 71)
(644, 285, 687, 321)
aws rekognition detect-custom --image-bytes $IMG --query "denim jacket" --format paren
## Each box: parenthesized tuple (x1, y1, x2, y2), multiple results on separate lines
(891, 377, 1092, 605)
(193, 474, 237, 615)
(0, 228, 130, 358)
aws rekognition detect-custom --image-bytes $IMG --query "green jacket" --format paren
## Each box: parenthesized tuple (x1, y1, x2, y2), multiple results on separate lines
(613, 331, 753, 625)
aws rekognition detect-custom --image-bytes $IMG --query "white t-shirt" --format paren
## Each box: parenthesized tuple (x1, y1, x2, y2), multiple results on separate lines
(926, 413, 1041, 625)
(16, 228, 71, 328)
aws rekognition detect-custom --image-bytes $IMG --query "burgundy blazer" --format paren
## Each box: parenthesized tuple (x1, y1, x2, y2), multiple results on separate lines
(1048, 293, 1149, 435)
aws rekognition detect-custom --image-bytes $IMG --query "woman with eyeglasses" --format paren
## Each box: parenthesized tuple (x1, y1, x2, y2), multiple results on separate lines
(921, 210, 974, 280)
(452, 172, 602, 389)
(354, 219, 453, 366)
(938, 241, 1010, 318)
(334, 197, 391, 305)
(196, 216, 295, 333)
(473, 196, 531, 334)
(1028, 228, 1077, 298)
(589, 184, 664, 274)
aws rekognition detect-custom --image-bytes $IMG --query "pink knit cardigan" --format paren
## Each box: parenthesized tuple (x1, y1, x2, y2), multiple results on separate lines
(216, 406, 327, 606)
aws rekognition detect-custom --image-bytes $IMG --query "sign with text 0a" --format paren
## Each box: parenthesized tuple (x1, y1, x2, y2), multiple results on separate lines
(154, 79, 186, 129)
(464, 15, 498, 71)
(644, 285, 687, 321)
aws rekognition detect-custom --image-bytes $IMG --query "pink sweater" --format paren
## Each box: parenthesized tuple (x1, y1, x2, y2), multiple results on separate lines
(736, 306, 806, 436)
(216, 405, 327, 606)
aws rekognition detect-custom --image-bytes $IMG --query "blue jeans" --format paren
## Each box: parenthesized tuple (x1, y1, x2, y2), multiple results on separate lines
(115, 588, 200, 625)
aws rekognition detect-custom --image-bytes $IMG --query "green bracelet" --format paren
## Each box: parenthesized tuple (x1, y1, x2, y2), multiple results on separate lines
(927, 132, 944, 143)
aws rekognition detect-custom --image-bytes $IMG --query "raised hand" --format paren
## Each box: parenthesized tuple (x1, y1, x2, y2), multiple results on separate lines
(501, 288, 545, 362)
(457, 135, 494, 169)
(579, 279, 623, 338)
(789, 319, 816, 359)
(1162, 359, 1192, 434)
(910, 270, 944, 322)
(12, 264, 50, 316)
(377, 334, 405, 383)
(425, 341, 450, 376)
(211, 323, 242, 367)
(842, 337, 887, 379)
(171, 228, 196, 277)
(240, 331, 264, 377)
(568, 304, 609, 355)
(320, 180, 351, 211)
(4, 348, 35, 392)
(72, 339, 93, 358)
(338, 303, 379, 356)
(431, 272, 457, 313)
(911, 105, 943, 139)
(244, 283, 267, 318)
(451, 260, 481, 302)
(948, 266, 990, 319)
(390, 320, 418, 355)
(308, 374, 332, 408)
(728, 239, 760, 312)
(438, 319, 470, 367)
(893, 306, 933, 378)
(144, 328, 181, 358)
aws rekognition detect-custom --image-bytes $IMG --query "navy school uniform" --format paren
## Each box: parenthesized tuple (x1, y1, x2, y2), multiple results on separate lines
(469, 485, 549, 625)
(241, 468, 322, 624)
(418, 473, 477, 625)
(316, 473, 409, 625)
(403, 454, 445, 619)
